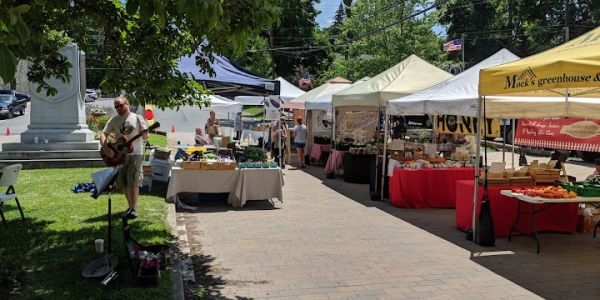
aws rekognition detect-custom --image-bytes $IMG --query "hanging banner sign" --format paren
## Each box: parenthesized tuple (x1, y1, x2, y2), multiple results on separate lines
(515, 118, 600, 152)
(434, 115, 500, 137)
(337, 111, 378, 143)
(312, 110, 332, 134)
(264, 97, 282, 121)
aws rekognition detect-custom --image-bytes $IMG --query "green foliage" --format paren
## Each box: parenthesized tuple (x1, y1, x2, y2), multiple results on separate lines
(245, 147, 268, 162)
(0, 168, 172, 298)
(321, 0, 447, 83)
(86, 114, 111, 139)
(270, 0, 326, 79)
(439, 0, 600, 66)
(229, 37, 274, 78)
(0, 0, 281, 108)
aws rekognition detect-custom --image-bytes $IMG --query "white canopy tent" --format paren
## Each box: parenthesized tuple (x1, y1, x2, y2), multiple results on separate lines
(332, 55, 453, 108)
(154, 95, 242, 133)
(383, 49, 522, 202)
(235, 76, 306, 106)
(387, 49, 520, 117)
(286, 77, 352, 110)
(305, 77, 371, 111)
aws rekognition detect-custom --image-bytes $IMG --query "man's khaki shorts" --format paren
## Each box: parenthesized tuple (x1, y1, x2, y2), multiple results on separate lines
(116, 154, 144, 188)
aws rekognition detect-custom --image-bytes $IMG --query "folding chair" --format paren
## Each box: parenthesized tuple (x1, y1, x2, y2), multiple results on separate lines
(0, 164, 24, 228)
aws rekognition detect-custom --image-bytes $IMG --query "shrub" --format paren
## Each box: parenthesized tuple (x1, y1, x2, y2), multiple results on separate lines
(86, 115, 110, 139)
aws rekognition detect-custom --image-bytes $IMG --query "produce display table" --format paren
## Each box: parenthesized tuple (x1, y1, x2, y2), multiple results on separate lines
(310, 143, 332, 163)
(166, 168, 237, 203)
(389, 168, 475, 208)
(342, 153, 375, 184)
(324, 150, 347, 174)
(455, 181, 578, 241)
(166, 167, 284, 208)
(500, 190, 597, 253)
(230, 168, 284, 208)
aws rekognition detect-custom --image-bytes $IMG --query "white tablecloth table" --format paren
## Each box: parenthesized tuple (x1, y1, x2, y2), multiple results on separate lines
(230, 168, 284, 208)
(166, 167, 284, 208)
(166, 168, 238, 204)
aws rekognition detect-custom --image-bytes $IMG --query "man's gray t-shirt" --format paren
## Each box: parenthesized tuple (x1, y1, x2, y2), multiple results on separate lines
(103, 113, 148, 154)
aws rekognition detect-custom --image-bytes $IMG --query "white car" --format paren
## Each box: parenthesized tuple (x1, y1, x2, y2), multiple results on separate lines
(84, 89, 98, 102)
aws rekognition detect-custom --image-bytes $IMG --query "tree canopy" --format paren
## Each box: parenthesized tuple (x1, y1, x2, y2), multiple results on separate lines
(0, 0, 280, 108)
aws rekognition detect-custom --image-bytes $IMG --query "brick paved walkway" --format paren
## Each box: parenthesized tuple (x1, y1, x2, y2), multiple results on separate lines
(179, 167, 549, 299)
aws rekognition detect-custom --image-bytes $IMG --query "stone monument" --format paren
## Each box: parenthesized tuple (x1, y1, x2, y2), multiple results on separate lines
(4, 43, 99, 151)
(1, 43, 102, 169)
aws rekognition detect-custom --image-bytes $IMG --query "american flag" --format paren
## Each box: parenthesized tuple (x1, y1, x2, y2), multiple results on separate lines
(443, 39, 462, 52)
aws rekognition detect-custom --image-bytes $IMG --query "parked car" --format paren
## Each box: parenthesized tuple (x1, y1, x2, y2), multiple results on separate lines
(0, 94, 27, 119)
(0, 89, 30, 103)
(84, 89, 98, 102)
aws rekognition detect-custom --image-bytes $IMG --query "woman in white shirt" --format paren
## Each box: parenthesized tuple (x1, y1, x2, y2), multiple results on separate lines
(293, 117, 308, 168)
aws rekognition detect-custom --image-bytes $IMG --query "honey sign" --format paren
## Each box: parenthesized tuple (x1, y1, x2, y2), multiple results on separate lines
(434, 115, 500, 137)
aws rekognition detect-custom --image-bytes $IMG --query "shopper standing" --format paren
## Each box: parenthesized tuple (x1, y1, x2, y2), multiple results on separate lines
(293, 117, 307, 168)
(271, 117, 287, 168)
(234, 112, 243, 140)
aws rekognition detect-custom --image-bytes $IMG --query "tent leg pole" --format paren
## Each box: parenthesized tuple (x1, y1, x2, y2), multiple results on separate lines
(472, 97, 483, 241)
(502, 119, 506, 163)
(332, 106, 336, 149)
(380, 109, 389, 201)
(511, 119, 516, 169)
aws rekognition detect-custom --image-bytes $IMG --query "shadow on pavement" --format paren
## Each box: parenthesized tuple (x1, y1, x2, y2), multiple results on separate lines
(301, 164, 600, 299)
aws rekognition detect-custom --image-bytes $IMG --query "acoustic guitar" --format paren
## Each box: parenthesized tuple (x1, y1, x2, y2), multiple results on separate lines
(101, 122, 160, 166)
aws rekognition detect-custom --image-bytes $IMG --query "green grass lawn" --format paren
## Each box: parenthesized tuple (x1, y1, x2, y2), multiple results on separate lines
(147, 132, 167, 148)
(242, 106, 264, 118)
(0, 167, 173, 299)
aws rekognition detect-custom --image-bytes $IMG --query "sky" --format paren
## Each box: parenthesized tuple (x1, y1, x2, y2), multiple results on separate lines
(315, 0, 341, 28)
(314, 0, 447, 36)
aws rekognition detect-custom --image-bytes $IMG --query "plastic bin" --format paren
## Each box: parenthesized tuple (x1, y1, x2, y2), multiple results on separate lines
(151, 159, 172, 182)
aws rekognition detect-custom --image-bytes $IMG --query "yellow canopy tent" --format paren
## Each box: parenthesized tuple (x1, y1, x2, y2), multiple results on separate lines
(472, 26, 600, 246)
(479, 25, 600, 119)
(480, 25, 600, 98)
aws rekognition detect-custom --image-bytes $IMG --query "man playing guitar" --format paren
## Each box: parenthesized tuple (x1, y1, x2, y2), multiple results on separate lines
(100, 96, 149, 219)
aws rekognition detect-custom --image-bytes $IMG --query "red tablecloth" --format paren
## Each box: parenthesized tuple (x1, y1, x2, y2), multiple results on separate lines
(389, 168, 475, 208)
(324, 150, 347, 174)
(310, 144, 332, 161)
(455, 180, 578, 237)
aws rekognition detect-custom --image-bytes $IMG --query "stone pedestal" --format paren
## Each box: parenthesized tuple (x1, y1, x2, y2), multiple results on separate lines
(2, 44, 100, 159)
(6, 43, 99, 151)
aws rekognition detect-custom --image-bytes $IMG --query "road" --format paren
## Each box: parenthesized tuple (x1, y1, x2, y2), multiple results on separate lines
(0, 103, 30, 135)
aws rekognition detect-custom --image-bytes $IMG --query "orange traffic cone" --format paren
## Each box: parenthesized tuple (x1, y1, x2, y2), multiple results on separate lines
(5, 127, 10, 136)
(171, 124, 175, 133)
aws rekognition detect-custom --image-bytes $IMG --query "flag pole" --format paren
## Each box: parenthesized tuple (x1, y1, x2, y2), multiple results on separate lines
(461, 33, 465, 69)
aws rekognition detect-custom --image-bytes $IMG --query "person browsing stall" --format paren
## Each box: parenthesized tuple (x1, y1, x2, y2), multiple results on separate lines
(292, 117, 307, 168)
(194, 127, 212, 146)
(234, 112, 243, 140)
(271, 117, 287, 168)
(205, 110, 220, 141)
(586, 158, 600, 183)
(100, 96, 148, 219)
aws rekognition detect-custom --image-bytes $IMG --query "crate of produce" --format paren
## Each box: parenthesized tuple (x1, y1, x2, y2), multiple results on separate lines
(510, 176, 535, 186)
(200, 160, 220, 170)
(180, 161, 201, 170)
(529, 168, 561, 178)
(154, 148, 172, 160)
(217, 161, 237, 170)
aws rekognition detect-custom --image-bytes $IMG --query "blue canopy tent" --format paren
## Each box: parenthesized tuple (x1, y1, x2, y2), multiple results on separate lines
(178, 53, 280, 98)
